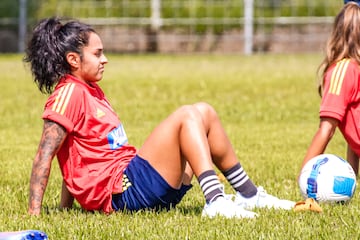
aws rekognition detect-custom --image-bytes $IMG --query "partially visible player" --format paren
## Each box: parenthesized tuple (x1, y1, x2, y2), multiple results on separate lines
(344, 0, 360, 5)
(25, 17, 295, 218)
(300, 2, 360, 176)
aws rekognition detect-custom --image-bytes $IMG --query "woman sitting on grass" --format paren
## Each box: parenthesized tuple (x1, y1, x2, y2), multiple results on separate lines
(25, 17, 295, 218)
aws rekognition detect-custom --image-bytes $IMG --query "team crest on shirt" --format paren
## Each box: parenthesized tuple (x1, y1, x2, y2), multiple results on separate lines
(107, 124, 128, 150)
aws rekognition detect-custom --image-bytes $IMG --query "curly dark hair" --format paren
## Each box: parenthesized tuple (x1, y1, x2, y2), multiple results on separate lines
(24, 17, 95, 94)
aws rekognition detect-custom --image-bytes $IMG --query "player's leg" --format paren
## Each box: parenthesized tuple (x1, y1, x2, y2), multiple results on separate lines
(191, 102, 257, 194)
(192, 102, 295, 210)
(139, 102, 252, 186)
(182, 161, 193, 186)
(138, 104, 214, 189)
(138, 103, 256, 218)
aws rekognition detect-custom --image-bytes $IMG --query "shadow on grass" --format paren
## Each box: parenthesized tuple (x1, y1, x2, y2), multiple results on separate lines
(174, 205, 203, 216)
(42, 203, 204, 217)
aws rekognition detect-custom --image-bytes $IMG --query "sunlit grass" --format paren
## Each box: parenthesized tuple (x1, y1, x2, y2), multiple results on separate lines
(1, 53, 358, 239)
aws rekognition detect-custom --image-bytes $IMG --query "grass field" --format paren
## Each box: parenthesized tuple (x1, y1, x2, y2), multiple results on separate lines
(0, 53, 359, 239)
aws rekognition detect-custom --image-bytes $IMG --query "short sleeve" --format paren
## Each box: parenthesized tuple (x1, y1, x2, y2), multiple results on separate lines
(42, 82, 83, 133)
(320, 59, 358, 121)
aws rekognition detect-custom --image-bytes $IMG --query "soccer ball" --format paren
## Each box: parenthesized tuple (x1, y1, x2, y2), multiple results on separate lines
(298, 154, 356, 203)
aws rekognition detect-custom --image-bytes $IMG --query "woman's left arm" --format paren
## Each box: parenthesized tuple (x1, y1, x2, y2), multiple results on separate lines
(60, 180, 74, 209)
(347, 145, 359, 176)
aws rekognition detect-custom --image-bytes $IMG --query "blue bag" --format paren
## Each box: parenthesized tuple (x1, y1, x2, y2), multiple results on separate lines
(0, 230, 48, 240)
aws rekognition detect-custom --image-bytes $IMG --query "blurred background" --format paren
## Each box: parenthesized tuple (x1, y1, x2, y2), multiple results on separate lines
(0, 0, 343, 54)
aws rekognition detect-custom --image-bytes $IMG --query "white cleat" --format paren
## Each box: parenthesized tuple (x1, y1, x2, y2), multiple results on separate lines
(202, 196, 258, 218)
(234, 186, 295, 210)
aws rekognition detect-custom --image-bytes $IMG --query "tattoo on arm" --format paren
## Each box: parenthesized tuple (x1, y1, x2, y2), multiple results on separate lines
(28, 120, 67, 215)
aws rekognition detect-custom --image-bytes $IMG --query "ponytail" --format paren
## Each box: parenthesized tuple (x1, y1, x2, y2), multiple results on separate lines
(24, 17, 95, 94)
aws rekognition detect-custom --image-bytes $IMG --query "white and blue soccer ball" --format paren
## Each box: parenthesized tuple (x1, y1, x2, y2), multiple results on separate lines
(298, 154, 357, 203)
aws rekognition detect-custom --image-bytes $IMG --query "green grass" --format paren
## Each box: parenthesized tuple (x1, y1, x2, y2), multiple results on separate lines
(1, 53, 359, 239)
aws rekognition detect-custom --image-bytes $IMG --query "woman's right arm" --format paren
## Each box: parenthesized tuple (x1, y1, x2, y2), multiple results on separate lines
(28, 120, 67, 215)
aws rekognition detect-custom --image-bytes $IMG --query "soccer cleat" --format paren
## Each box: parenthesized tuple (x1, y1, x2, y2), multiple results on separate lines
(202, 196, 258, 218)
(234, 186, 295, 210)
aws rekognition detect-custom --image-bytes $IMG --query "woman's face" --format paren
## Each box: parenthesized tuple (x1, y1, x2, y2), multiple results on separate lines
(71, 32, 108, 83)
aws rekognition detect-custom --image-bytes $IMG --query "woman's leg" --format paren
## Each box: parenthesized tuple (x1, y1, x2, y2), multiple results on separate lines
(192, 102, 240, 171)
(137, 102, 294, 212)
(137, 102, 238, 188)
(137, 102, 259, 218)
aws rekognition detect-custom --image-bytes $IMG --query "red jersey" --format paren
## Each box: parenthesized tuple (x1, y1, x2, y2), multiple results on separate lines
(42, 74, 137, 213)
(320, 58, 360, 156)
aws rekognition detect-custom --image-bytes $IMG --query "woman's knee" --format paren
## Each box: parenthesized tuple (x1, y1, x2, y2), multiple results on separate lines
(176, 104, 202, 122)
(175, 102, 218, 125)
(193, 102, 218, 120)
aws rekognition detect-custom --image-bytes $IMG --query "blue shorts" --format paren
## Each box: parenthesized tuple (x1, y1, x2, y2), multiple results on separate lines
(111, 155, 192, 211)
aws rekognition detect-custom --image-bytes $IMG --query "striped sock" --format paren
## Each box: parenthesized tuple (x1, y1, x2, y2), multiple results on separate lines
(198, 170, 224, 203)
(222, 163, 257, 198)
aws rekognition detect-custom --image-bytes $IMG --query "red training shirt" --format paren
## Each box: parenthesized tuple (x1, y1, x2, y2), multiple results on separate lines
(42, 74, 137, 213)
(320, 58, 360, 156)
